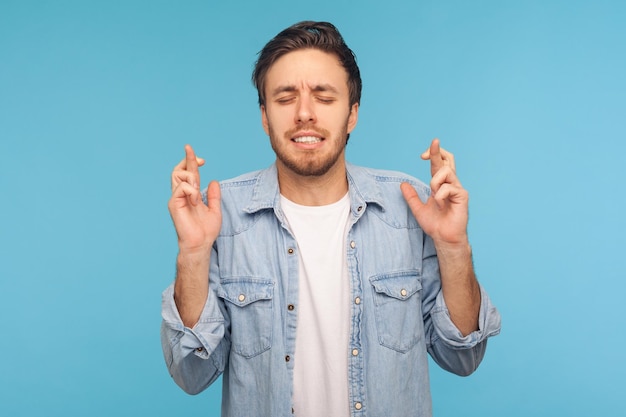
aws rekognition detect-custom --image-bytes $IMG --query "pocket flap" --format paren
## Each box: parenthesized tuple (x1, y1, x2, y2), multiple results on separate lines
(219, 279, 274, 307)
(370, 271, 421, 300)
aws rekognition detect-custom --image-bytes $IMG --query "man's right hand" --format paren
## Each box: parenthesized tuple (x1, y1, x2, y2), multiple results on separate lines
(168, 144, 222, 255)
(168, 145, 222, 328)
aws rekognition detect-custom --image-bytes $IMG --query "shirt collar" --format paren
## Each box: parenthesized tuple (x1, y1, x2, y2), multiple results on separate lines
(242, 162, 387, 214)
(242, 164, 280, 214)
(346, 162, 387, 214)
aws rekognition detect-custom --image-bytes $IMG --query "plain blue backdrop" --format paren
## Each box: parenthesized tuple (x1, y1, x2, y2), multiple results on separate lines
(1, 0, 624, 416)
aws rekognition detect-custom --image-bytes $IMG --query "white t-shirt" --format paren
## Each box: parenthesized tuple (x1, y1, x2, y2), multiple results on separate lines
(281, 193, 351, 417)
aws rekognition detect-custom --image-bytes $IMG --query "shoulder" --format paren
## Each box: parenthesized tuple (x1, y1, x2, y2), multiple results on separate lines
(202, 165, 277, 204)
(204, 165, 279, 236)
(347, 164, 430, 230)
(347, 163, 430, 199)
(218, 168, 266, 199)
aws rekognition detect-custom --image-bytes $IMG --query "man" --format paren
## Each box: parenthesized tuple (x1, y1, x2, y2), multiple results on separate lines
(161, 21, 501, 417)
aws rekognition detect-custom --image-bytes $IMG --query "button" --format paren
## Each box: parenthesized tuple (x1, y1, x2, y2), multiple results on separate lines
(352, 349, 359, 356)
(355, 402, 362, 410)
(354, 297, 361, 305)
(400, 289, 407, 297)
(238, 294, 246, 302)
(357, 205, 363, 212)
(288, 304, 295, 311)
(350, 241, 356, 249)
(285, 355, 291, 362)
(195, 347, 204, 352)
(288, 248, 294, 254)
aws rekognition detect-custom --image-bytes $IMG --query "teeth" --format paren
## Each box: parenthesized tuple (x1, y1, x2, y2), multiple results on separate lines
(293, 136, 322, 144)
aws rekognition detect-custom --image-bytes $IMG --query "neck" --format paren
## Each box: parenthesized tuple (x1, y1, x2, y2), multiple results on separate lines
(277, 159, 348, 206)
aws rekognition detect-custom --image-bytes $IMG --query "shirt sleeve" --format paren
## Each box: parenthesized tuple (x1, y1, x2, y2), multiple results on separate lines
(419, 231, 501, 376)
(426, 284, 501, 376)
(160, 272, 230, 394)
(431, 284, 501, 348)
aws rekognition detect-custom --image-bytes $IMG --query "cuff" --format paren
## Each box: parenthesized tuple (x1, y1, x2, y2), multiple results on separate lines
(161, 283, 225, 359)
(430, 285, 501, 349)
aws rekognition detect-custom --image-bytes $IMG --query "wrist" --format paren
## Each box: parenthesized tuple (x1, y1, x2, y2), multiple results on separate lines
(177, 247, 211, 269)
(434, 238, 471, 258)
(177, 240, 212, 257)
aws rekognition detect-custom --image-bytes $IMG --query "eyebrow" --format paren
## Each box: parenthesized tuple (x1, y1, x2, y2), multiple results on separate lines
(271, 83, 340, 97)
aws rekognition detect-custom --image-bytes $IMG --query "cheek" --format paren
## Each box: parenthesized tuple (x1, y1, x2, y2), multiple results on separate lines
(324, 108, 351, 127)
(265, 108, 291, 129)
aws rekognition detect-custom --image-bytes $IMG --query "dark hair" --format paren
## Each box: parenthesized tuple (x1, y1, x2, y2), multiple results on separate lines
(252, 21, 362, 108)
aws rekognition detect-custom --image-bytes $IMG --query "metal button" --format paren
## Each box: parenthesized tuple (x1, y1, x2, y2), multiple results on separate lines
(288, 248, 294, 254)
(350, 241, 356, 249)
(400, 289, 407, 297)
(357, 205, 363, 212)
(195, 347, 204, 352)
(355, 402, 362, 410)
(352, 349, 359, 356)
(285, 355, 291, 362)
(355, 297, 361, 305)
(238, 294, 246, 302)
(288, 304, 295, 311)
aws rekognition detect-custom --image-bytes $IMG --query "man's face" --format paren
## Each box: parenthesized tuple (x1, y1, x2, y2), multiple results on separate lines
(261, 48, 359, 177)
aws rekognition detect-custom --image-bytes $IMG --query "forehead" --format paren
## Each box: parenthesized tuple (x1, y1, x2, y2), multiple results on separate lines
(264, 48, 349, 92)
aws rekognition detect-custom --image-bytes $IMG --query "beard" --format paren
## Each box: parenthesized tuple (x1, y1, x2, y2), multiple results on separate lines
(268, 121, 350, 177)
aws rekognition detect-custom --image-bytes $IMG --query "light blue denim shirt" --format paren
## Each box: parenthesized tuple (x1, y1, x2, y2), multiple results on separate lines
(161, 163, 501, 417)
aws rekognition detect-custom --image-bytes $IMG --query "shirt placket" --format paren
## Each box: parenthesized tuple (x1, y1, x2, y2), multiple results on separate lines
(347, 202, 366, 415)
(278, 215, 300, 414)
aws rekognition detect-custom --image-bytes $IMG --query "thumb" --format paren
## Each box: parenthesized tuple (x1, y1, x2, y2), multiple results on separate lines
(400, 182, 425, 219)
(206, 180, 221, 212)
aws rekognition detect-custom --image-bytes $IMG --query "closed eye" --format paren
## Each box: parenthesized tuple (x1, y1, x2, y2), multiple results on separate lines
(316, 96, 336, 104)
(276, 96, 296, 104)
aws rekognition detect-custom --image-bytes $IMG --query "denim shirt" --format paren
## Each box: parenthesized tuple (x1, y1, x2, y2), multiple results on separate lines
(161, 163, 501, 417)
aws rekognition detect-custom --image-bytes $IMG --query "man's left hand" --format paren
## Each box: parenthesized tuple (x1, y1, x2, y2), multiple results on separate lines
(400, 138, 469, 248)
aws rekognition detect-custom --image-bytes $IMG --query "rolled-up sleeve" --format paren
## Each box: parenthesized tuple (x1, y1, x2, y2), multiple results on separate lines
(427, 284, 501, 376)
(161, 281, 229, 394)
(431, 285, 501, 348)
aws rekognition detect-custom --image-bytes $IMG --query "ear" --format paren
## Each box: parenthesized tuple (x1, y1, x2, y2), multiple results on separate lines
(261, 105, 270, 136)
(347, 103, 359, 134)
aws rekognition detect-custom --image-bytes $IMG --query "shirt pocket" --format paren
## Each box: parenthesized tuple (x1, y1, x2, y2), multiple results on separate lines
(370, 271, 423, 353)
(218, 278, 274, 358)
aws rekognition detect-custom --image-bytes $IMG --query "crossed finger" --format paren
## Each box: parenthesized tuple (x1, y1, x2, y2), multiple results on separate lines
(171, 145, 205, 191)
(421, 138, 456, 176)
(430, 165, 462, 195)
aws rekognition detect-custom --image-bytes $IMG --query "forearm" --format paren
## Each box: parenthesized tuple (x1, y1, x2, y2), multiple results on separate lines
(435, 241, 481, 336)
(174, 249, 211, 328)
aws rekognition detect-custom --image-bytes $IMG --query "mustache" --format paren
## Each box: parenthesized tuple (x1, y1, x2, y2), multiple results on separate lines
(284, 124, 330, 139)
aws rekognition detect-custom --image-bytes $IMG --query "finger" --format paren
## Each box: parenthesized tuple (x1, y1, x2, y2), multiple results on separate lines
(400, 182, 425, 217)
(421, 139, 457, 174)
(439, 147, 456, 172)
(421, 138, 441, 159)
(420, 138, 438, 160)
(184, 144, 206, 192)
(185, 144, 199, 175)
(173, 155, 205, 172)
(430, 166, 462, 194)
(171, 169, 197, 192)
(421, 139, 445, 177)
(431, 183, 468, 209)
(429, 139, 446, 175)
(171, 181, 202, 207)
(206, 180, 221, 213)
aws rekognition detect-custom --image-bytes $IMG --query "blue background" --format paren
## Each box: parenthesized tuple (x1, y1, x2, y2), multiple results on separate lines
(1, 0, 624, 416)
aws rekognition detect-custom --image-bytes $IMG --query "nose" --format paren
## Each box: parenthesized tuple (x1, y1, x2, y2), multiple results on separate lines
(295, 94, 316, 124)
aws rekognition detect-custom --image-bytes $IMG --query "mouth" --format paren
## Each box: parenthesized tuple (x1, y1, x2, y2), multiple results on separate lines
(292, 135, 324, 144)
